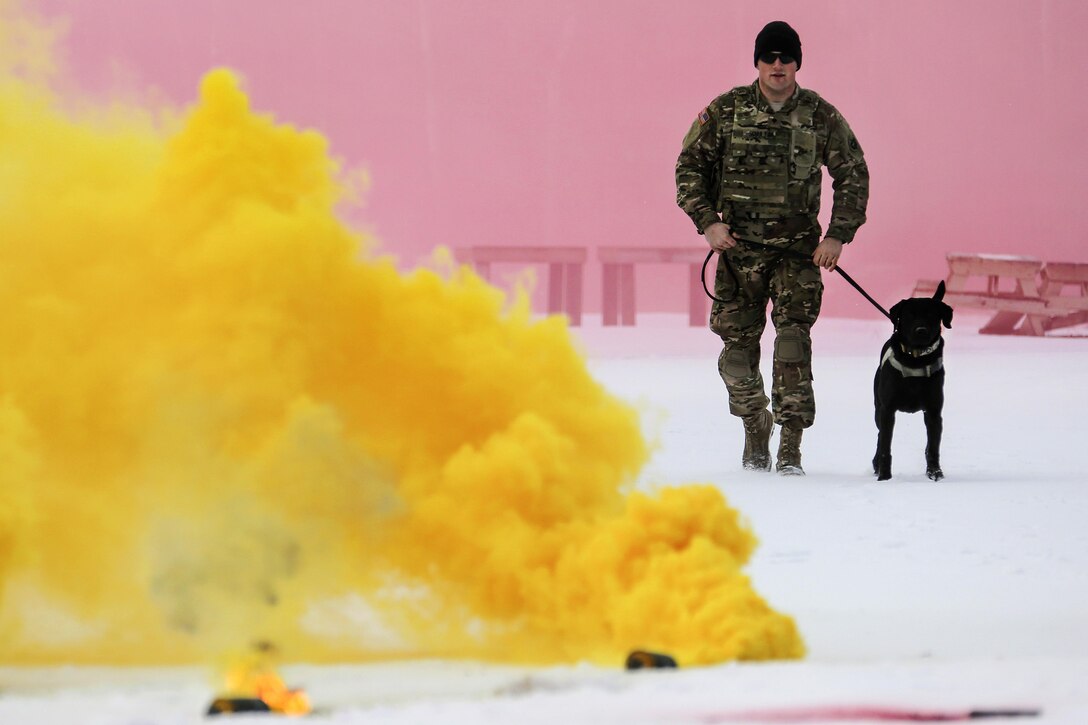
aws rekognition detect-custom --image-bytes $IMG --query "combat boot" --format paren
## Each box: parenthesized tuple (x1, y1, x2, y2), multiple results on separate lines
(776, 423, 804, 476)
(741, 409, 773, 471)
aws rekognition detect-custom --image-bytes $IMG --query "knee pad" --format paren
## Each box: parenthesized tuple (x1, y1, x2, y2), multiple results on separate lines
(719, 348, 753, 379)
(774, 328, 806, 363)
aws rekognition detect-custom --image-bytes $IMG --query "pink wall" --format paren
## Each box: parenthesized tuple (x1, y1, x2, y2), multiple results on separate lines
(38, 0, 1088, 318)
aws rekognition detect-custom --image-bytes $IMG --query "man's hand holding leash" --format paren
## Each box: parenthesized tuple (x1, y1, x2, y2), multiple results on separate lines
(704, 222, 739, 251)
(813, 237, 843, 270)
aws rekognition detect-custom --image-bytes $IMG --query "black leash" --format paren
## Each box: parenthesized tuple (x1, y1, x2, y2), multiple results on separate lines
(701, 241, 892, 322)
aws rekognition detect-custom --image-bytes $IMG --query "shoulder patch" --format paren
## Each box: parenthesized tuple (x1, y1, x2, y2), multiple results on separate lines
(698, 108, 711, 125)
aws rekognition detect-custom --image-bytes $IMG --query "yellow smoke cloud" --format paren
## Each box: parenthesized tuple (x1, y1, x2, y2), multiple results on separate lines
(0, 12, 803, 666)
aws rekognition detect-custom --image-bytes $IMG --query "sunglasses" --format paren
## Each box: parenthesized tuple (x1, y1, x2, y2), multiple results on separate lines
(758, 51, 796, 65)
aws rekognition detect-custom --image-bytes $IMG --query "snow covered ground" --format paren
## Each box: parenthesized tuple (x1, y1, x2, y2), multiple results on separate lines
(2, 314, 1087, 724)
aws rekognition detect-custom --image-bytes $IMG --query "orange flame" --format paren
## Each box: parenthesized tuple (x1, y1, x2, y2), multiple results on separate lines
(251, 671, 311, 715)
(222, 644, 311, 715)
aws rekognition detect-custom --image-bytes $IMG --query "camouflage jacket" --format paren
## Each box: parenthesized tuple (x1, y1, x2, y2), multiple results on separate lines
(675, 81, 869, 243)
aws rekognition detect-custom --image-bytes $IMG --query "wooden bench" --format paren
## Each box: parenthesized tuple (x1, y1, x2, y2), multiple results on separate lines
(1029, 261, 1088, 332)
(912, 254, 1088, 335)
(598, 247, 709, 327)
(454, 246, 586, 325)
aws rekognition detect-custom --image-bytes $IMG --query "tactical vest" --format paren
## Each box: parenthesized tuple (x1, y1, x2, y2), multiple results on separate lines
(719, 85, 820, 220)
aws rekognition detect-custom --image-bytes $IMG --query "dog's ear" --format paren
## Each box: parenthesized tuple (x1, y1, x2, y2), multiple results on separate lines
(933, 280, 946, 303)
(889, 300, 905, 325)
(941, 302, 953, 329)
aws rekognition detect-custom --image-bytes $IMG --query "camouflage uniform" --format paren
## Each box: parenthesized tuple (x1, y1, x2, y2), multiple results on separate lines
(676, 81, 868, 428)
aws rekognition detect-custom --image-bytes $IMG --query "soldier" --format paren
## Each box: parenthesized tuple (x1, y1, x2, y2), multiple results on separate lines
(676, 21, 869, 475)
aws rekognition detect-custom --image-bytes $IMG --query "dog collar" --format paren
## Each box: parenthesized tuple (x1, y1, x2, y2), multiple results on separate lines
(899, 339, 941, 358)
(881, 347, 943, 377)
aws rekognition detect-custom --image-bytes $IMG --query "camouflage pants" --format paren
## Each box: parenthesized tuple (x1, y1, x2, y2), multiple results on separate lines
(709, 216, 823, 428)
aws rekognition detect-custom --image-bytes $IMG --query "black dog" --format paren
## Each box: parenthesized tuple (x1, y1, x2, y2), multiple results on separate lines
(873, 281, 953, 481)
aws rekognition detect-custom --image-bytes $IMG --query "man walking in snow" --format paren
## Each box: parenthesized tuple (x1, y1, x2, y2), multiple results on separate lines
(675, 21, 869, 475)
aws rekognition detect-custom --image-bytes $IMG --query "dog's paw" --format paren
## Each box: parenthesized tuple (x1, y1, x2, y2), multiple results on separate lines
(927, 468, 944, 482)
(874, 454, 892, 480)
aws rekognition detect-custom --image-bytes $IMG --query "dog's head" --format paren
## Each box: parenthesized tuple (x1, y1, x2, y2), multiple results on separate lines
(890, 280, 954, 350)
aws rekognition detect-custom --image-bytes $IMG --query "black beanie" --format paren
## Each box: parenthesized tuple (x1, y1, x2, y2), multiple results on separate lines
(754, 21, 802, 69)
